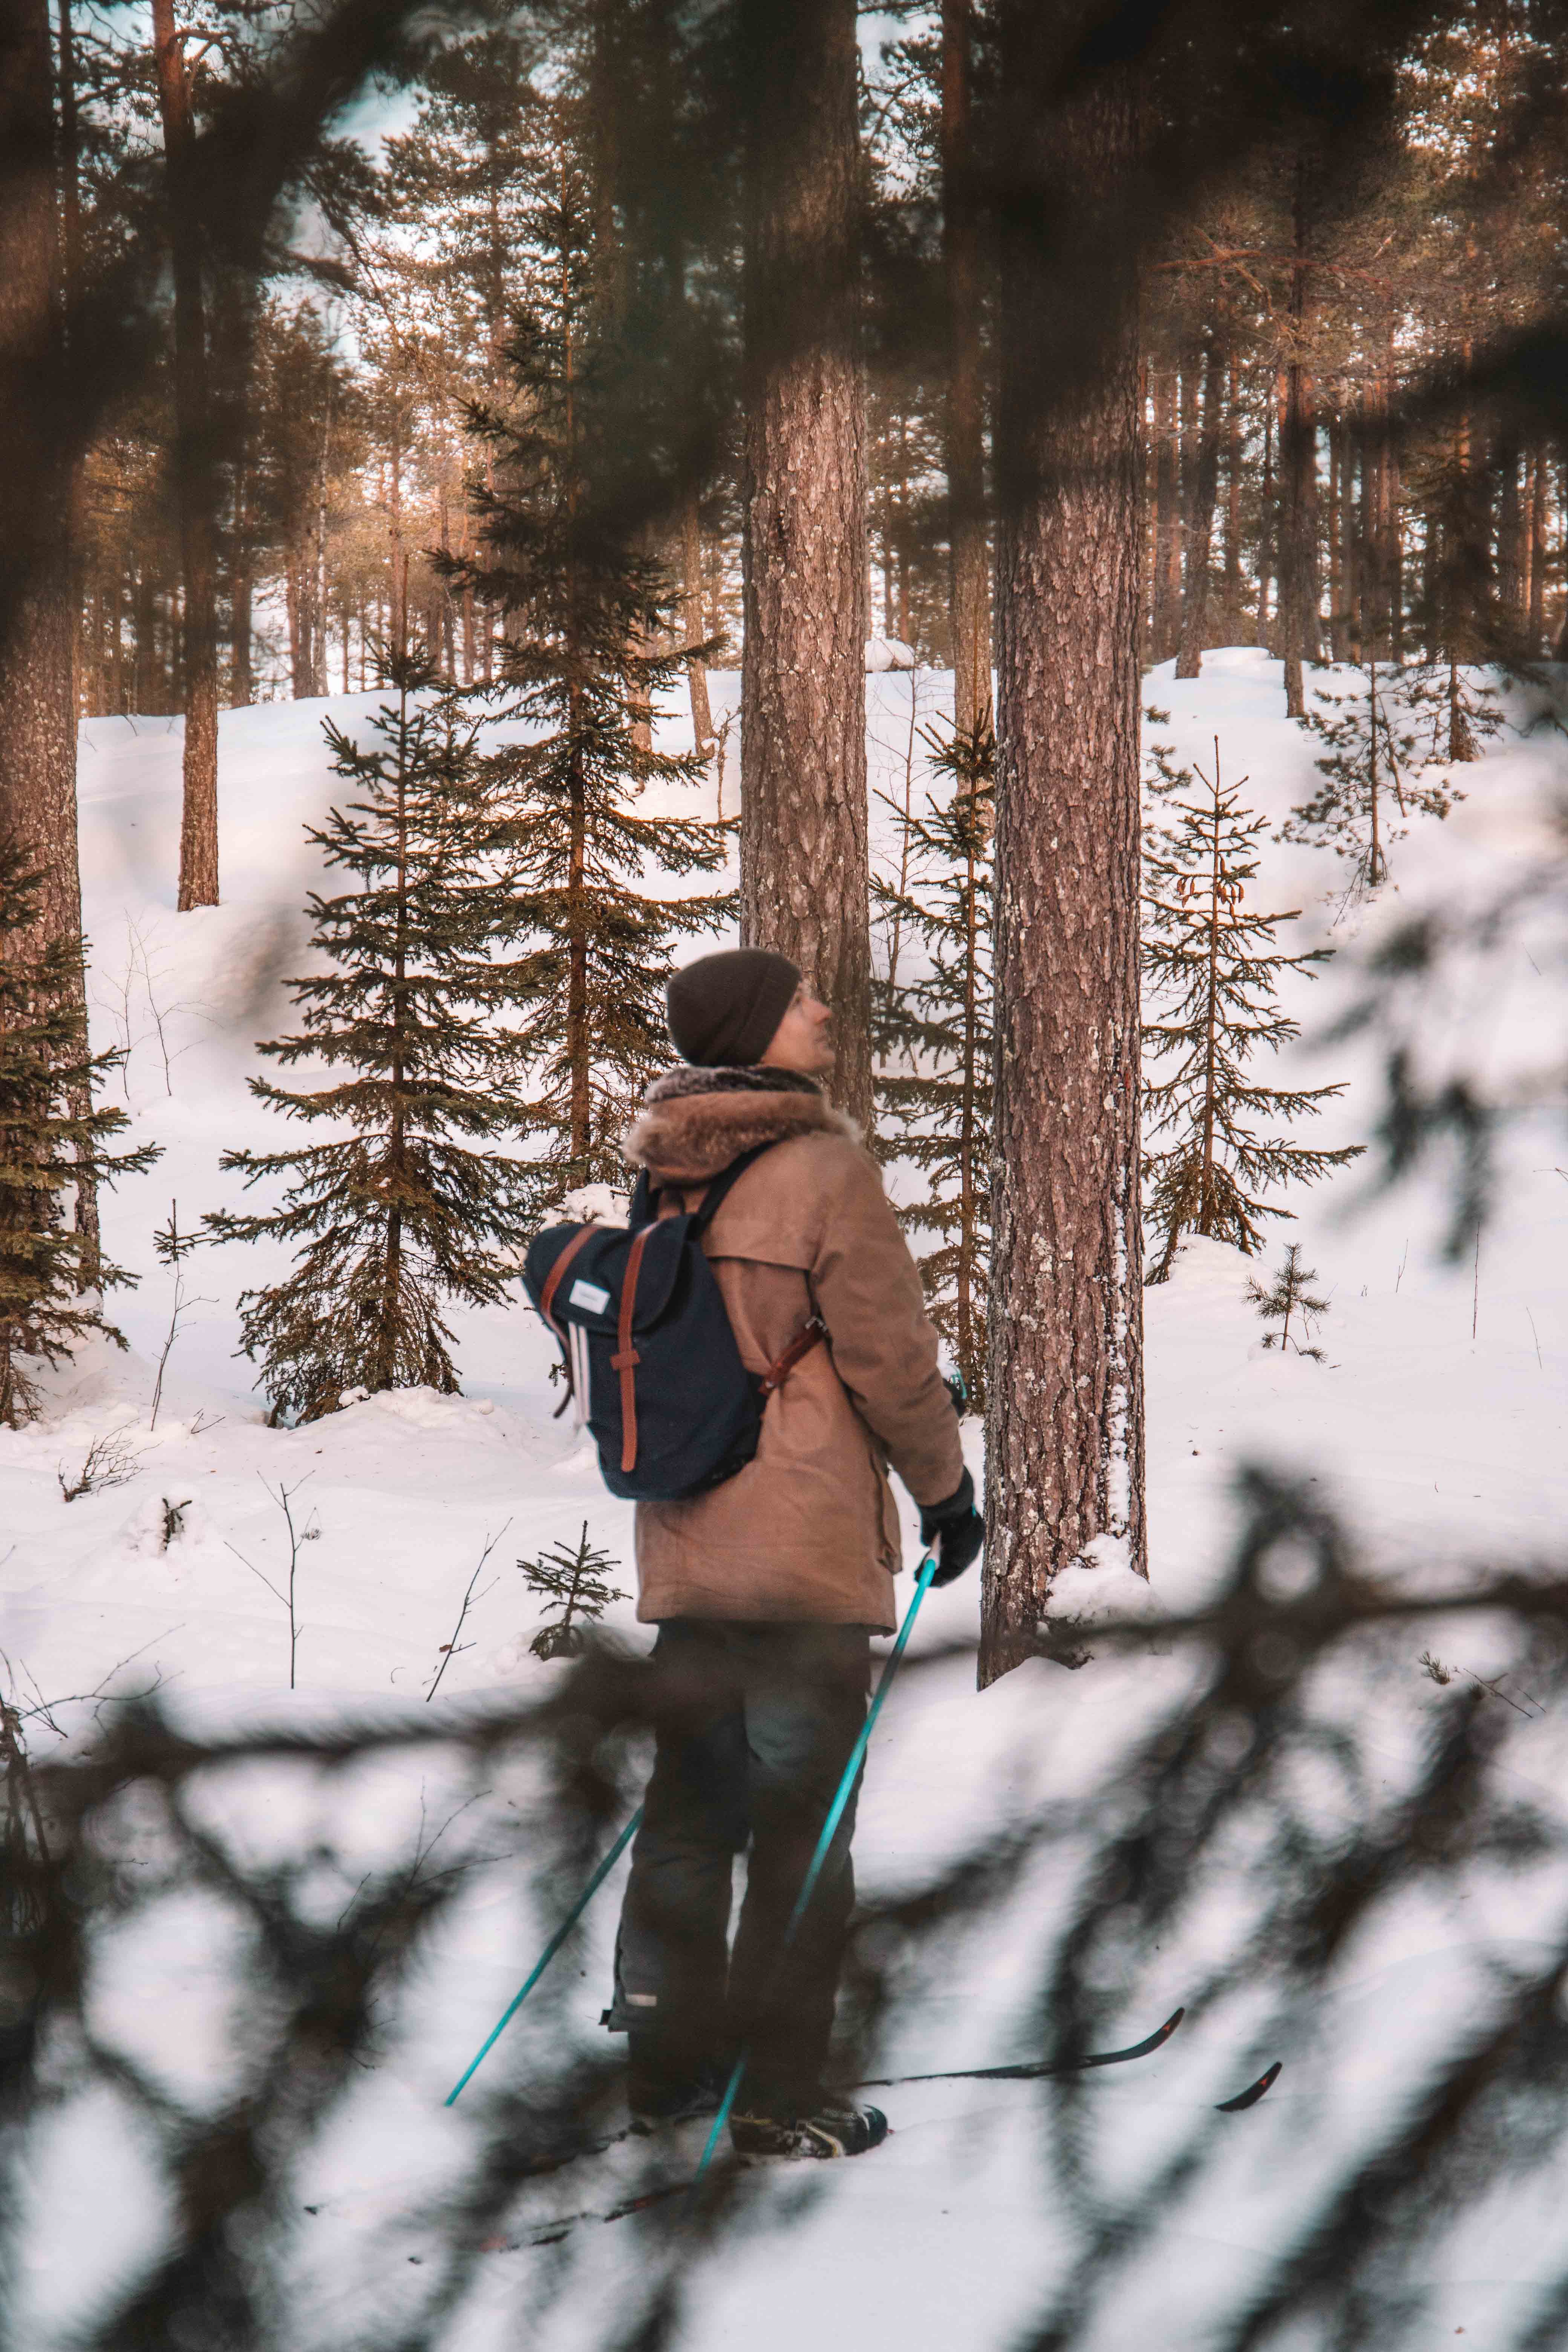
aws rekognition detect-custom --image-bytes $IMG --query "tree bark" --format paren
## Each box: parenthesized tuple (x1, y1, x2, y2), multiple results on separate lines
(983, 4, 1148, 1686)
(1258, 379, 1276, 645)
(1174, 329, 1224, 679)
(1222, 332, 1242, 637)
(738, 0, 871, 1129)
(680, 490, 714, 749)
(1151, 365, 1180, 661)
(0, 0, 83, 964)
(1328, 406, 1348, 661)
(1497, 444, 1522, 626)
(151, 0, 219, 907)
(942, 0, 990, 735)
(1528, 447, 1547, 654)
(1281, 156, 1318, 717)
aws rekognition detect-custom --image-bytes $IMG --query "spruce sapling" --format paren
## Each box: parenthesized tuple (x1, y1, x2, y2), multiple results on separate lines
(1283, 658, 1459, 896)
(207, 646, 533, 1423)
(1142, 737, 1364, 1281)
(518, 1523, 628, 1660)
(1399, 656, 1504, 772)
(873, 716, 994, 1404)
(0, 845, 161, 1427)
(1246, 1242, 1330, 1361)
(444, 113, 731, 1206)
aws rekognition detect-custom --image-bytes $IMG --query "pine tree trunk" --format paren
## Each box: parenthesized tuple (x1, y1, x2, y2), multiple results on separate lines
(738, 0, 871, 1129)
(389, 429, 407, 658)
(957, 827, 980, 1400)
(0, 0, 98, 1283)
(230, 448, 254, 705)
(378, 681, 409, 1393)
(680, 491, 713, 748)
(0, 0, 85, 969)
(943, 0, 990, 736)
(1258, 382, 1276, 645)
(1528, 448, 1547, 654)
(1174, 331, 1223, 680)
(1382, 325, 1404, 659)
(1281, 160, 1318, 719)
(152, 0, 219, 909)
(567, 716, 591, 1165)
(286, 555, 305, 698)
(1222, 334, 1243, 638)
(1151, 366, 1179, 661)
(1327, 407, 1346, 661)
(983, 8, 1147, 1687)
(1498, 446, 1522, 626)
(1198, 789, 1221, 1222)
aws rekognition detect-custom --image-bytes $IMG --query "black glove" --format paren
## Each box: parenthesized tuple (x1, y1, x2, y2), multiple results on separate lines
(919, 1467, 984, 1588)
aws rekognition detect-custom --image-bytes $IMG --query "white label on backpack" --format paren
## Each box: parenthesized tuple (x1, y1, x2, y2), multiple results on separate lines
(569, 1278, 611, 1315)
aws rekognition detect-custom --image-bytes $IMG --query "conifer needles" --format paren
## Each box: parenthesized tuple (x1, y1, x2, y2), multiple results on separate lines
(1142, 737, 1363, 1281)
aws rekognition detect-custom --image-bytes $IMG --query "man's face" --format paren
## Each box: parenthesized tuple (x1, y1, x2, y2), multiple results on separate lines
(759, 982, 835, 1077)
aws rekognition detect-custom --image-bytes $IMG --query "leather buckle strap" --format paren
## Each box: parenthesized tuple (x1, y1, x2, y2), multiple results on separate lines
(539, 1224, 598, 1341)
(612, 1225, 653, 1474)
(758, 1313, 827, 1397)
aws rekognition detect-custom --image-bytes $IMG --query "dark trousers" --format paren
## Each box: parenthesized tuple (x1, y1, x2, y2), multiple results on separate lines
(608, 1619, 870, 2110)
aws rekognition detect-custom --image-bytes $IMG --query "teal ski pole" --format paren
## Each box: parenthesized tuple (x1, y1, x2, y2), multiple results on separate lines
(446, 1805, 643, 2107)
(691, 1547, 939, 2188)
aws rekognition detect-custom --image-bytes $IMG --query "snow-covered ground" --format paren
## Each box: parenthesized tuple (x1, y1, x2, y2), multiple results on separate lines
(5, 654, 1567, 2346)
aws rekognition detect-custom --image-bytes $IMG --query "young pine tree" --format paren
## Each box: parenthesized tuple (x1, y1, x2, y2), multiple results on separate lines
(0, 847, 160, 1427)
(207, 649, 533, 1423)
(1246, 1242, 1330, 1362)
(1283, 659, 1459, 896)
(446, 112, 730, 1202)
(1142, 737, 1363, 1282)
(518, 1523, 628, 1660)
(873, 718, 994, 1404)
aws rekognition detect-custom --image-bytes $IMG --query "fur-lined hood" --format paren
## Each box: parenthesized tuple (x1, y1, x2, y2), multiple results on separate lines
(625, 1064, 860, 1181)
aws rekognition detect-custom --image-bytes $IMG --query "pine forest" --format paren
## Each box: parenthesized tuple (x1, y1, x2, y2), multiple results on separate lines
(4, 0, 1568, 2340)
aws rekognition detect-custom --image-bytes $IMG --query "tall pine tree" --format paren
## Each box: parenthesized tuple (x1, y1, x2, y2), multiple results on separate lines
(874, 717, 993, 1404)
(0, 846, 159, 1427)
(447, 104, 729, 1198)
(1142, 737, 1363, 1280)
(207, 648, 533, 1423)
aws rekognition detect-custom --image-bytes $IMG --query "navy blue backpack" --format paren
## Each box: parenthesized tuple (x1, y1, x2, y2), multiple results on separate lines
(522, 1143, 825, 1503)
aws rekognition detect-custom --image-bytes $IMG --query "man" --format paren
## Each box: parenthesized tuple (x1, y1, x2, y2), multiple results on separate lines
(604, 945, 984, 2159)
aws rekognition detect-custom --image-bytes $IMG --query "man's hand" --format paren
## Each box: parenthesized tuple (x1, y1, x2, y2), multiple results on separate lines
(919, 1468, 984, 1588)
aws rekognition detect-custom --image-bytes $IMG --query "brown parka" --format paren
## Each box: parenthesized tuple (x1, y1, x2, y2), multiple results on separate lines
(623, 1067, 966, 1632)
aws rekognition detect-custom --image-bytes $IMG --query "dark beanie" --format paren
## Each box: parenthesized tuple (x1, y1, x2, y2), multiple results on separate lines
(666, 948, 801, 1068)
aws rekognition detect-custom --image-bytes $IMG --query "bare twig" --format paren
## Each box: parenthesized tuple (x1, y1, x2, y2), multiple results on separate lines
(58, 1433, 141, 1502)
(225, 1540, 288, 1608)
(0, 1636, 173, 1739)
(425, 1520, 511, 1702)
(150, 1202, 213, 1432)
(263, 1475, 318, 1690)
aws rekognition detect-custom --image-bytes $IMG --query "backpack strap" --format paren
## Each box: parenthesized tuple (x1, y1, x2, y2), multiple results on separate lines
(759, 1312, 827, 1396)
(612, 1223, 654, 1475)
(626, 1135, 782, 1237)
(539, 1223, 597, 1341)
(684, 1138, 782, 1236)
